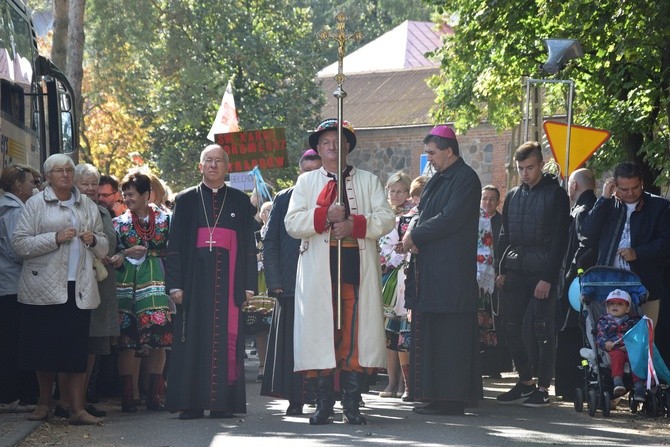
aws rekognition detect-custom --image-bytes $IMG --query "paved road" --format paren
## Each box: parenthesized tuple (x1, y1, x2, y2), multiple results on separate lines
(5, 355, 670, 447)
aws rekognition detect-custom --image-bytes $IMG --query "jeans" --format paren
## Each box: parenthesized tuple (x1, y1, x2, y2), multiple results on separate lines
(499, 271, 556, 389)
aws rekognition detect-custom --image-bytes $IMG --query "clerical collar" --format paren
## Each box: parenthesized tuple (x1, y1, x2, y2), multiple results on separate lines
(202, 182, 226, 194)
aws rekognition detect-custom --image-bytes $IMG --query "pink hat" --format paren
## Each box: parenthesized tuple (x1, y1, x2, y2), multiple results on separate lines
(301, 149, 319, 159)
(429, 125, 456, 140)
(606, 289, 631, 305)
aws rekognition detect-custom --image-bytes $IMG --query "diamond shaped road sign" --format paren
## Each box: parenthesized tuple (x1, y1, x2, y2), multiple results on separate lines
(543, 121, 611, 178)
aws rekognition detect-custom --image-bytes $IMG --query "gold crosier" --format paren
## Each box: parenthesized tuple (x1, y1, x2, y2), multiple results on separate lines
(318, 13, 361, 329)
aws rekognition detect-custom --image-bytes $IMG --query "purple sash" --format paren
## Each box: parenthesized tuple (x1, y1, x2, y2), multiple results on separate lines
(197, 227, 239, 384)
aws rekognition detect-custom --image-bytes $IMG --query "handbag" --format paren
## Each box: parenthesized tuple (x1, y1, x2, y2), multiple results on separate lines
(93, 256, 108, 282)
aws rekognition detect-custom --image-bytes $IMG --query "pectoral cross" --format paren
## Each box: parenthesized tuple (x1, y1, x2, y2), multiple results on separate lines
(206, 234, 216, 251)
(318, 13, 362, 85)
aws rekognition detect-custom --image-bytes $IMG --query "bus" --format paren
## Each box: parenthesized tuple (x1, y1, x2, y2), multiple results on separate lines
(0, 0, 77, 173)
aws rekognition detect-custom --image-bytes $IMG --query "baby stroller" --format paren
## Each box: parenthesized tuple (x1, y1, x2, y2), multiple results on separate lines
(570, 266, 651, 417)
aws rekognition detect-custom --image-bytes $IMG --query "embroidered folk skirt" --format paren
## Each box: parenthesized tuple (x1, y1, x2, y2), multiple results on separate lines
(116, 257, 173, 350)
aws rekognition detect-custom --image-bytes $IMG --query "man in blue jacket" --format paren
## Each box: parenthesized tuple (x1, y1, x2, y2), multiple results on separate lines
(584, 161, 670, 328)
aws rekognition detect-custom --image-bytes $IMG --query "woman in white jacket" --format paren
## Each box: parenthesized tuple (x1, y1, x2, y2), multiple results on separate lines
(12, 154, 108, 425)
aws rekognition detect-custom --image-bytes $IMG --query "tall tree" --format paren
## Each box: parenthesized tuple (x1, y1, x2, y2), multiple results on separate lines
(425, 0, 670, 189)
(66, 0, 86, 160)
(50, 0, 68, 69)
(87, 0, 326, 190)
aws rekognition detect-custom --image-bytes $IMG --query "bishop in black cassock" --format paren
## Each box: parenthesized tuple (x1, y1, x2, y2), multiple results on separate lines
(165, 145, 257, 419)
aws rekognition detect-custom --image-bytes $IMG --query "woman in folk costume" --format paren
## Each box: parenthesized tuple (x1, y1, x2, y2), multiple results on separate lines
(111, 172, 172, 413)
(377, 172, 413, 399)
(477, 207, 499, 375)
(285, 119, 395, 425)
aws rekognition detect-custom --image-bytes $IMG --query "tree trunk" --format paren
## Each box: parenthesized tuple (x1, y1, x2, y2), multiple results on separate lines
(51, 0, 69, 70)
(67, 0, 88, 161)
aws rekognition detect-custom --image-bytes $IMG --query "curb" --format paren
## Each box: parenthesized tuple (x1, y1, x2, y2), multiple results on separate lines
(0, 418, 42, 447)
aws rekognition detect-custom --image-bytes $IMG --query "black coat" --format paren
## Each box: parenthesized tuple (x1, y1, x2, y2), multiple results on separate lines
(164, 184, 258, 308)
(557, 189, 597, 328)
(262, 188, 299, 299)
(407, 157, 481, 313)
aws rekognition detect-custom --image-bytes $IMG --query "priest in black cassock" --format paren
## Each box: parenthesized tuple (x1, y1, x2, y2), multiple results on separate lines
(164, 144, 257, 420)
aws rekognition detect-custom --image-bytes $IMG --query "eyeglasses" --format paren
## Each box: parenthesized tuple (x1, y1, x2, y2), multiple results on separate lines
(49, 168, 75, 176)
(98, 192, 116, 198)
(203, 158, 226, 166)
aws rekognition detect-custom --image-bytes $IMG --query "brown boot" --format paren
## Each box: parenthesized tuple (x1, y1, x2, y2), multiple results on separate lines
(146, 374, 166, 411)
(120, 375, 137, 413)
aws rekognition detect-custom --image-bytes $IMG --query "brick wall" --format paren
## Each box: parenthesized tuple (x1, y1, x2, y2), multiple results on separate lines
(348, 123, 513, 198)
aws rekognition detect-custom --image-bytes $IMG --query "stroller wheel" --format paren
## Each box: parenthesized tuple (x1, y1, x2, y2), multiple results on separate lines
(574, 388, 584, 413)
(602, 391, 612, 417)
(646, 390, 658, 417)
(630, 396, 639, 414)
(587, 389, 598, 417)
(663, 390, 670, 417)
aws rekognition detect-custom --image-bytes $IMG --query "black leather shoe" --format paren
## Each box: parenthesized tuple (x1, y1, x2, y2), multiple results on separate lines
(210, 410, 235, 418)
(413, 401, 464, 416)
(54, 404, 69, 418)
(178, 409, 204, 420)
(285, 403, 303, 416)
(85, 404, 107, 417)
(86, 392, 100, 404)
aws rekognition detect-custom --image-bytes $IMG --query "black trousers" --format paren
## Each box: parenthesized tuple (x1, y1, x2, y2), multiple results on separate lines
(499, 272, 556, 389)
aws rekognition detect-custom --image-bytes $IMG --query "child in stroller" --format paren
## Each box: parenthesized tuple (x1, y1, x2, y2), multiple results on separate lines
(572, 266, 648, 416)
(595, 289, 645, 401)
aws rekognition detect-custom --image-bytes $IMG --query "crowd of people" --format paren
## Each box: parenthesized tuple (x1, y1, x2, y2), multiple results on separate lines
(1, 117, 669, 428)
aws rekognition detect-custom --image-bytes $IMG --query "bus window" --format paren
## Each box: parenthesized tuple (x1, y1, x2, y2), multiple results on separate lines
(0, 78, 24, 123)
(61, 108, 73, 154)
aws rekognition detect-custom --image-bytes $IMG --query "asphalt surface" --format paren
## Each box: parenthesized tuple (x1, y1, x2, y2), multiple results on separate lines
(4, 352, 670, 447)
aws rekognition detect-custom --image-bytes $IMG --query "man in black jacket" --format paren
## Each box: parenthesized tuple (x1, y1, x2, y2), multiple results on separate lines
(495, 141, 570, 407)
(583, 162, 670, 329)
(554, 168, 597, 400)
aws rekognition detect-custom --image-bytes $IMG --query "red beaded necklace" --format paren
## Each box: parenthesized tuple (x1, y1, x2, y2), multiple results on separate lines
(132, 207, 156, 244)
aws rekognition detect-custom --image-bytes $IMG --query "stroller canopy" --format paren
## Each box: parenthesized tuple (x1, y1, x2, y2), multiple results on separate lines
(579, 266, 648, 306)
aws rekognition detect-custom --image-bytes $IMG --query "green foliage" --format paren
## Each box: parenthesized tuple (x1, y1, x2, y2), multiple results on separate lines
(426, 0, 670, 187)
(84, 0, 432, 191)
(306, 0, 432, 64)
(86, 0, 326, 191)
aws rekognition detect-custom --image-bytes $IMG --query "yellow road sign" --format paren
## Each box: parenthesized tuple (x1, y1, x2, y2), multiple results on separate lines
(543, 121, 611, 178)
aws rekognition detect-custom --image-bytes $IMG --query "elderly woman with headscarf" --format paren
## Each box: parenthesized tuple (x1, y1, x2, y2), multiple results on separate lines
(12, 154, 108, 425)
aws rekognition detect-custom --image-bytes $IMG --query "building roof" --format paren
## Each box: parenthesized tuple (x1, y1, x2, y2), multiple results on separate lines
(319, 67, 439, 128)
(318, 20, 448, 76)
